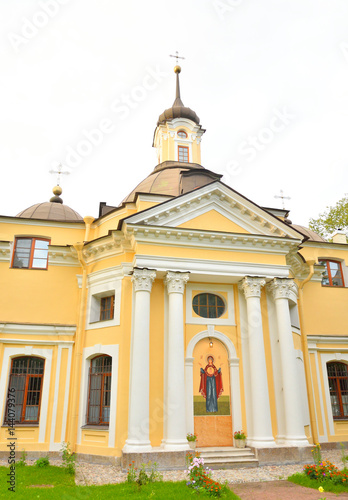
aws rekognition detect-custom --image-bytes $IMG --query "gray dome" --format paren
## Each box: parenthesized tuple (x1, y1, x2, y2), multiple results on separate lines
(17, 202, 83, 222)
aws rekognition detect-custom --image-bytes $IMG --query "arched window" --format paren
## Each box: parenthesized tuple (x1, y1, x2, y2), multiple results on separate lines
(327, 362, 348, 418)
(87, 355, 112, 425)
(178, 130, 187, 139)
(5, 357, 45, 424)
(193, 293, 225, 319)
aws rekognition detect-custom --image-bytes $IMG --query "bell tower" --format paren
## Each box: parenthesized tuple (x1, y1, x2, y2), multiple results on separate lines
(153, 65, 205, 165)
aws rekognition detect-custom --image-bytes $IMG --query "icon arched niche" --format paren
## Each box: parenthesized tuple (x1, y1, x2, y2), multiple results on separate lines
(185, 330, 242, 447)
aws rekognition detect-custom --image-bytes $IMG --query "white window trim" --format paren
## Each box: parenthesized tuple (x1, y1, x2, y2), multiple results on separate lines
(86, 268, 122, 330)
(78, 344, 119, 448)
(0, 347, 53, 443)
(185, 283, 235, 325)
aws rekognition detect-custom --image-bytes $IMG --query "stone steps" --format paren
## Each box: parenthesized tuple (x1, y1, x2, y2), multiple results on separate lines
(197, 446, 259, 469)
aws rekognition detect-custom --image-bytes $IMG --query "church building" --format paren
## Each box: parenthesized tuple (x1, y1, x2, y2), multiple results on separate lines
(1, 65, 348, 467)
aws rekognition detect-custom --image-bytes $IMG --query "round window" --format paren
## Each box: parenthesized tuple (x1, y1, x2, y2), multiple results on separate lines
(178, 130, 187, 138)
(192, 293, 225, 318)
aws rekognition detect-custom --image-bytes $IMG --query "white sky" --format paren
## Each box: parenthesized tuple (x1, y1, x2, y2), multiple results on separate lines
(1, 0, 348, 226)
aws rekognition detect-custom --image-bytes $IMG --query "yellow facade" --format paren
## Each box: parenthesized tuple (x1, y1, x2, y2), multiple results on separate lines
(1, 68, 348, 465)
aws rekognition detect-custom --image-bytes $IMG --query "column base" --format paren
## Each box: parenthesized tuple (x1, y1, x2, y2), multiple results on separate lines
(282, 436, 309, 446)
(247, 436, 276, 448)
(123, 440, 152, 453)
(162, 439, 190, 451)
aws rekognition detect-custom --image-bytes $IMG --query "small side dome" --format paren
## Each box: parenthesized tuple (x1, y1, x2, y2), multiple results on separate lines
(16, 186, 83, 222)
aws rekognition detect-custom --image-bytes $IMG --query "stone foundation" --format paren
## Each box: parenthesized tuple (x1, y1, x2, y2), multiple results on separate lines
(122, 448, 187, 471)
(250, 445, 313, 466)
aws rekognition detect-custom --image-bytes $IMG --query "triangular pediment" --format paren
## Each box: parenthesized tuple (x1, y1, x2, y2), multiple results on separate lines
(123, 181, 304, 240)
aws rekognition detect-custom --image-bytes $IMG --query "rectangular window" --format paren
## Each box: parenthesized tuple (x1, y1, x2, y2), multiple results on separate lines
(319, 259, 344, 287)
(100, 295, 115, 321)
(4, 357, 45, 424)
(327, 362, 348, 419)
(12, 238, 49, 270)
(178, 146, 189, 163)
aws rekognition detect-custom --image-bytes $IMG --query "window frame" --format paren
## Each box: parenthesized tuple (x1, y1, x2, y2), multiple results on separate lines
(177, 130, 187, 139)
(192, 293, 226, 319)
(86, 355, 112, 426)
(327, 361, 348, 419)
(4, 357, 45, 425)
(11, 237, 50, 270)
(99, 295, 115, 322)
(319, 259, 345, 287)
(178, 145, 189, 163)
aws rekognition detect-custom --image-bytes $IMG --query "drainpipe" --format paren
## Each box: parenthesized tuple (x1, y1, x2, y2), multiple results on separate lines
(67, 216, 92, 451)
(83, 216, 94, 242)
(298, 260, 319, 444)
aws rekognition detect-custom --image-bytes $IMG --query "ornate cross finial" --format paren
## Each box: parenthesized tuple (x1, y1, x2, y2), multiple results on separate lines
(169, 51, 185, 65)
(49, 163, 70, 186)
(274, 189, 291, 210)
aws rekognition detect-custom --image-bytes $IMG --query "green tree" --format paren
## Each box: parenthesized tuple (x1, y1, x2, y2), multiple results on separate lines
(309, 195, 348, 239)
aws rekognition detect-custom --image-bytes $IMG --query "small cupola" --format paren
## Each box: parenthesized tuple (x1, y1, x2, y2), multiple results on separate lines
(153, 66, 205, 165)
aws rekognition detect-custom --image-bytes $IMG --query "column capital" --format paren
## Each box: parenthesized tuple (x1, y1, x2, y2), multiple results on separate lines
(239, 276, 266, 299)
(267, 277, 298, 301)
(132, 268, 156, 292)
(165, 271, 190, 294)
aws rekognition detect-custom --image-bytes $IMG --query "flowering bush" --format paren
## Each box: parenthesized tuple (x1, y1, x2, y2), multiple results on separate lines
(126, 461, 162, 485)
(234, 430, 246, 440)
(186, 455, 225, 497)
(312, 443, 322, 465)
(303, 461, 348, 485)
(186, 432, 197, 442)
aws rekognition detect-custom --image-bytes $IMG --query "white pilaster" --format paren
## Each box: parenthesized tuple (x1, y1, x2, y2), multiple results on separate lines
(123, 268, 156, 452)
(267, 278, 309, 446)
(163, 271, 190, 451)
(239, 277, 275, 448)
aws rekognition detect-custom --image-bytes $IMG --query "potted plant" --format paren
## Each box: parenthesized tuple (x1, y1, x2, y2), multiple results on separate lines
(234, 430, 246, 448)
(186, 433, 197, 449)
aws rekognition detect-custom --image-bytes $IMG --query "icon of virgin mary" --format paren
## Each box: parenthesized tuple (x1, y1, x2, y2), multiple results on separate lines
(199, 355, 223, 412)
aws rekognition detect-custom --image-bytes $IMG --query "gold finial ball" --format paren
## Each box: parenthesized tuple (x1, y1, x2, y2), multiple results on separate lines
(52, 185, 62, 196)
(174, 65, 181, 74)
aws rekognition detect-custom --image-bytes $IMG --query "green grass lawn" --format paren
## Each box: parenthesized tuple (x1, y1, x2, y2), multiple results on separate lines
(0, 465, 241, 499)
(288, 472, 348, 494)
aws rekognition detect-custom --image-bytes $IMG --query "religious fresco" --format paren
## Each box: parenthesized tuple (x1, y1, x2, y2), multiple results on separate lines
(193, 339, 230, 416)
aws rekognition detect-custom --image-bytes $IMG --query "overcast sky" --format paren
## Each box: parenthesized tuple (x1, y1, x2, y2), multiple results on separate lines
(1, 0, 348, 227)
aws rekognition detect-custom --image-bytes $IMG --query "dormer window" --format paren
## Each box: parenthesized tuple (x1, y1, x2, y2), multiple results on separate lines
(178, 146, 189, 163)
(178, 130, 187, 139)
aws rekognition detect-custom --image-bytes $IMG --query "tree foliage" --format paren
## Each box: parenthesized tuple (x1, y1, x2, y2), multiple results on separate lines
(309, 195, 348, 239)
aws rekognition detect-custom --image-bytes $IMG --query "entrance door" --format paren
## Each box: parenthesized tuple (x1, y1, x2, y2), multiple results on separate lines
(193, 338, 233, 447)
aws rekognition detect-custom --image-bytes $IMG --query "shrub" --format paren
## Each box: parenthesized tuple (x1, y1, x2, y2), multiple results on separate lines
(60, 442, 76, 474)
(35, 456, 50, 467)
(17, 449, 27, 467)
(126, 461, 162, 485)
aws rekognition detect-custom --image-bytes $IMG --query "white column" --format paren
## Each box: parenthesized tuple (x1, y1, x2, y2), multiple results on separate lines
(267, 278, 309, 446)
(123, 268, 156, 452)
(163, 271, 190, 451)
(239, 277, 275, 448)
(229, 358, 243, 434)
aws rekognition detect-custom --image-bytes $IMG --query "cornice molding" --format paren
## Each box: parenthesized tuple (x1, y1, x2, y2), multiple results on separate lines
(0, 323, 76, 336)
(127, 224, 299, 255)
(124, 183, 303, 241)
